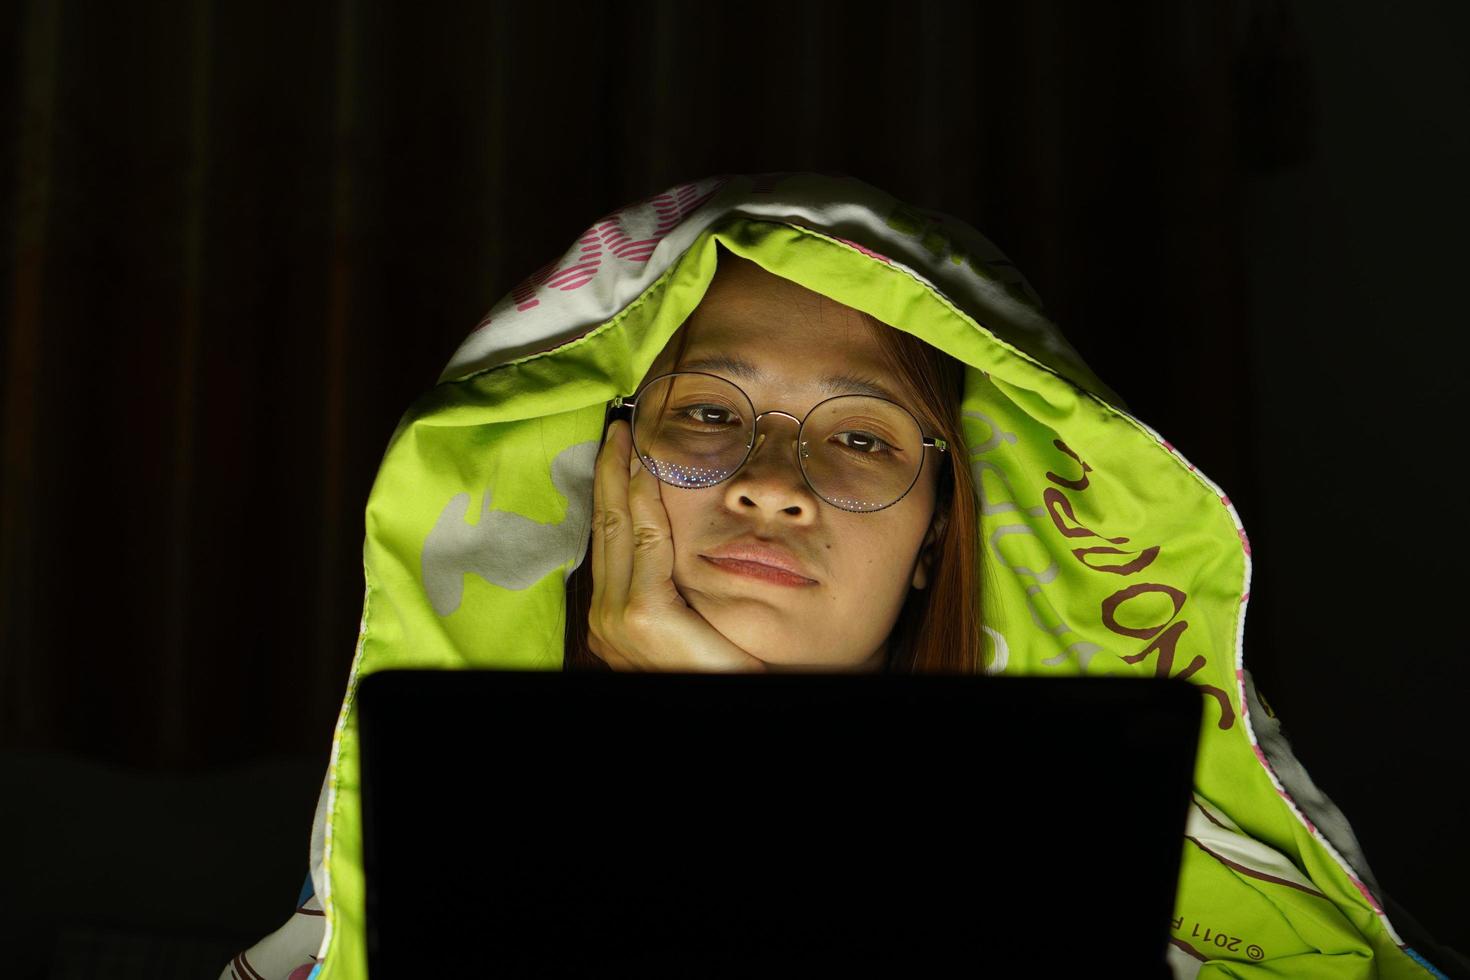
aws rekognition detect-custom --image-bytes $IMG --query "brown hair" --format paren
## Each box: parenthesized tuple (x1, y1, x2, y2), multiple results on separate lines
(563, 308, 983, 675)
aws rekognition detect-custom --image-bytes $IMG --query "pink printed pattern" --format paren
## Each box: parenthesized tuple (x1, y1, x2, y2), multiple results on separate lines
(1220, 495, 1253, 552)
(497, 178, 728, 317)
(834, 236, 893, 264)
(610, 181, 721, 260)
(509, 260, 560, 312)
(547, 229, 604, 290)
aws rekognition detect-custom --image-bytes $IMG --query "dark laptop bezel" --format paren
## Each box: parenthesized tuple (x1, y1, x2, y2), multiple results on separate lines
(358, 669, 1200, 977)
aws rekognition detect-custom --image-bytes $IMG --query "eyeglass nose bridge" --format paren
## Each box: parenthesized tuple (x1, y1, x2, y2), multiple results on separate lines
(748, 409, 810, 462)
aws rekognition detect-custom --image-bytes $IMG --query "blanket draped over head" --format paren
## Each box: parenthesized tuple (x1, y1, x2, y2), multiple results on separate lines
(222, 172, 1443, 980)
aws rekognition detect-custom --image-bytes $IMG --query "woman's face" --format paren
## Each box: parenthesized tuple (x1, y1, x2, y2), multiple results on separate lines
(636, 254, 944, 672)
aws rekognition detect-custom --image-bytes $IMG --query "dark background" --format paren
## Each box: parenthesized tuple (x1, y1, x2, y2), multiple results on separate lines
(2, 1, 1465, 976)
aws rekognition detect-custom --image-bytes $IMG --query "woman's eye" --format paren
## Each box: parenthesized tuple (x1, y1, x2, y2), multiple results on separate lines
(835, 431, 892, 454)
(682, 405, 739, 426)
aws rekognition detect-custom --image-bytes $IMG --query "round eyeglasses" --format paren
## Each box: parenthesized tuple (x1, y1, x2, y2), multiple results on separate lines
(609, 372, 948, 513)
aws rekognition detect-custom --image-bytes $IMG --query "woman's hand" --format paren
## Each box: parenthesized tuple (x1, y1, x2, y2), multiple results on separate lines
(588, 419, 769, 673)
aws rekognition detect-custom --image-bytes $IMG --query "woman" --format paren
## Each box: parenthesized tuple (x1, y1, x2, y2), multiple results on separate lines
(564, 249, 978, 677)
(223, 172, 1448, 979)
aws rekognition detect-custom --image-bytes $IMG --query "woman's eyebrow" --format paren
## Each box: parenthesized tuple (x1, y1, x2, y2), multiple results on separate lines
(678, 354, 900, 403)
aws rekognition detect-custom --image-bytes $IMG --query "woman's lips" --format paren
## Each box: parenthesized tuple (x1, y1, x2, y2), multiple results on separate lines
(700, 556, 817, 587)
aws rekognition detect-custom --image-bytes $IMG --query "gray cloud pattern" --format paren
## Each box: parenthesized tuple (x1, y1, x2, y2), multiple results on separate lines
(421, 439, 600, 616)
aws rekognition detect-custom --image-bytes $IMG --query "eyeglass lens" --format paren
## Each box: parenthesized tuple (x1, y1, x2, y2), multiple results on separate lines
(631, 373, 924, 512)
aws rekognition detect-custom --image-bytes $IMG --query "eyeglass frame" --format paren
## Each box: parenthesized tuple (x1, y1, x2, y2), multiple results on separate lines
(608, 371, 949, 513)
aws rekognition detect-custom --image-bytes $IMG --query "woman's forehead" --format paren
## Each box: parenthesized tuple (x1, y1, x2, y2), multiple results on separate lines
(673, 349, 905, 406)
(697, 252, 856, 323)
(657, 259, 894, 385)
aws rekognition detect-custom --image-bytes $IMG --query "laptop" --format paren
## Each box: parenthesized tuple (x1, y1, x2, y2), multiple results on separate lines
(357, 669, 1201, 977)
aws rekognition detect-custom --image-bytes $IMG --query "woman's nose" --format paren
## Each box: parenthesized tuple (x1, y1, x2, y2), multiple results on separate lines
(723, 413, 817, 517)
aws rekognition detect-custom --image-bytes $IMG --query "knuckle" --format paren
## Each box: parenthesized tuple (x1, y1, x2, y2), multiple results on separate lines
(595, 508, 626, 538)
(631, 522, 663, 553)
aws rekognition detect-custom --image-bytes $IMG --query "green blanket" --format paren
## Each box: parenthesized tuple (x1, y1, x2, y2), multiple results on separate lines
(221, 172, 1446, 980)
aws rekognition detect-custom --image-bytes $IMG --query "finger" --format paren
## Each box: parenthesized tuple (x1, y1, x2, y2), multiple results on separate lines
(596, 419, 634, 613)
(625, 445, 682, 608)
(590, 420, 624, 617)
(590, 420, 609, 621)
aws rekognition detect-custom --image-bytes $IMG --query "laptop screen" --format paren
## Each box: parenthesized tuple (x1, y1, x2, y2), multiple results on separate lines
(358, 670, 1200, 977)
